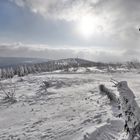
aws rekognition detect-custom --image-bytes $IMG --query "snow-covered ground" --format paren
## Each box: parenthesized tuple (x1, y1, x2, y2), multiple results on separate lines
(0, 72, 140, 140)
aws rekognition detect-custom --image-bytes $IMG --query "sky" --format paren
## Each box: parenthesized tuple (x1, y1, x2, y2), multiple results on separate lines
(0, 0, 140, 62)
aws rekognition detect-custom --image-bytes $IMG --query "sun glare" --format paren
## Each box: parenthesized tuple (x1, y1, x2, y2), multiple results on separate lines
(77, 15, 102, 39)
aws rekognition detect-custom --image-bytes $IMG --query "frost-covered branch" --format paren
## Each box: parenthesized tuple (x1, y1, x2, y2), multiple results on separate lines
(99, 84, 118, 104)
(99, 80, 140, 140)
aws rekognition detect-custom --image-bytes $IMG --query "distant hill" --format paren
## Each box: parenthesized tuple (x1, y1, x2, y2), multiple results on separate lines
(51, 58, 95, 66)
(0, 57, 140, 79)
(0, 57, 50, 68)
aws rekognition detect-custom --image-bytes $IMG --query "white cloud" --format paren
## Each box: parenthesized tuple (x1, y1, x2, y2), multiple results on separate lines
(10, 0, 140, 46)
(7, 0, 140, 61)
(10, 0, 110, 21)
(1, 42, 139, 62)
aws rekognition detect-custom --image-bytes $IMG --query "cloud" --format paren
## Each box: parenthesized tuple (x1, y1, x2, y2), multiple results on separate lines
(0, 42, 139, 62)
(10, 0, 140, 46)
(6, 0, 140, 61)
(10, 0, 96, 20)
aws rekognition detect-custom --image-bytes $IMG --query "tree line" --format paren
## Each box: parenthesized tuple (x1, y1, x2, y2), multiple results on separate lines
(0, 58, 140, 79)
(0, 59, 82, 79)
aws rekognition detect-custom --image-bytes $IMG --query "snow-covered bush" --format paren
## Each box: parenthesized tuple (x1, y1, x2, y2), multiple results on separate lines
(39, 80, 51, 93)
(0, 79, 17, 103)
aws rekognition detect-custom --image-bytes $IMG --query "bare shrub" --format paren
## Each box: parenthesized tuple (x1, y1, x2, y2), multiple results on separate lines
(39, 81, 51, 93)
(0, 79, 17, 103)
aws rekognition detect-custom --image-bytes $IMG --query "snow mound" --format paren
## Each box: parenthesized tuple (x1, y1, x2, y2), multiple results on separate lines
(79, 119, 126, 140)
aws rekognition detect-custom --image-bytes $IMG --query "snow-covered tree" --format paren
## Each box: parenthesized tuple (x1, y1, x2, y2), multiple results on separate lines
(23, 65, 28, 75)
(1, 68, 7, 78)
(27, 66, 33, 74)
(0, 68, 2, 78)
(19, 66, 25, 76)
(6, 67, 14, 78)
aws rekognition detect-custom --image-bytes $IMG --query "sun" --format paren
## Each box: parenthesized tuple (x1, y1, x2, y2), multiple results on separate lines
(76, 15, 101, 39)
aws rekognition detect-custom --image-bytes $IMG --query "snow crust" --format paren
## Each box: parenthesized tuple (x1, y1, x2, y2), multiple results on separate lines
(0, 72, 140, 140)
